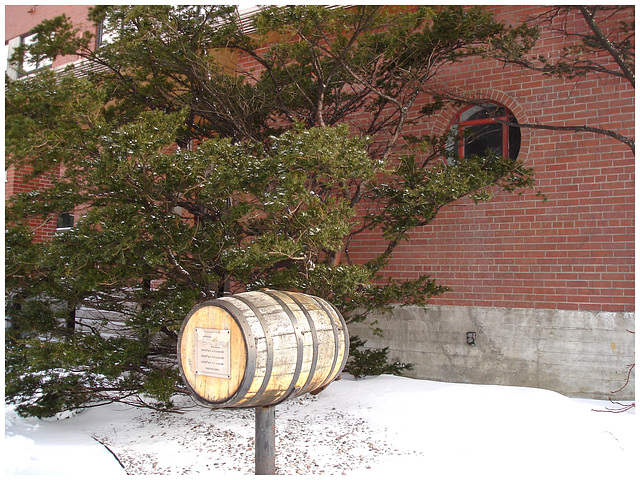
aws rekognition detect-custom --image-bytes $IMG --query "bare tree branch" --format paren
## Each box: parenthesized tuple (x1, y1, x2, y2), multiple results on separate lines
(578, 6, 635, 87)
(508, 120, 634, 154)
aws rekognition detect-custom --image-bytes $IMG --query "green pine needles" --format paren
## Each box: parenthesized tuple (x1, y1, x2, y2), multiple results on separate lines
(6, 5, 537, 417)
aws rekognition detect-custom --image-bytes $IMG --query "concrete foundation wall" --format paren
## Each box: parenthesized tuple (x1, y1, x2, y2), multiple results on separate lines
(349, 305, 635, 400)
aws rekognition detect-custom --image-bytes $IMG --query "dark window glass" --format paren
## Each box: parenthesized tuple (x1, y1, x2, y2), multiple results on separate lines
(57, 212, 74, 230)
(464, 123, 503, 158)
(508, 125, 522, 160)
(450, 103, 521, 161)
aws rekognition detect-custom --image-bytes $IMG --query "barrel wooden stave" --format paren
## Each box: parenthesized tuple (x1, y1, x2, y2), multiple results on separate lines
(313, 296, 349, 383)
(230, 290, 309, 407)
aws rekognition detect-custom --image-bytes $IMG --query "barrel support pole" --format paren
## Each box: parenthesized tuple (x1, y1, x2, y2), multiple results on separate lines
(255, 405, 276, 475)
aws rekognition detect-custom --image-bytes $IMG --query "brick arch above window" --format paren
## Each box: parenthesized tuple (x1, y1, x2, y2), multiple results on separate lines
(429, 90, 530, 161)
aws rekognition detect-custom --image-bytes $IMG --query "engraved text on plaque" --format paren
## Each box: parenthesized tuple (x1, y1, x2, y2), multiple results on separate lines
(195, 328, 231, 379)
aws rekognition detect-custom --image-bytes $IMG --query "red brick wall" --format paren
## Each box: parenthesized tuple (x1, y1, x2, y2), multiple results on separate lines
(5, 5, 95, 240)
(340, 6, 635, 313)
(5, 165, 58, 242)
(5, 4, 97, 64)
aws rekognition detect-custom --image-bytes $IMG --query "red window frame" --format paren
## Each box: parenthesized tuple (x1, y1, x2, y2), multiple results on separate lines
(453, 103, 517, 159)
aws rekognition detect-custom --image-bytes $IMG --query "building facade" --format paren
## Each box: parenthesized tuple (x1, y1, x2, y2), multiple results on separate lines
(5, 4, 101, 240)
(344, 6, 635, 399)
(5, 5, 634, 399)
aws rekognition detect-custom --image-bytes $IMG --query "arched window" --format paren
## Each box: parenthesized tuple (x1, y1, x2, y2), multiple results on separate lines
(448, 103, 521, 160)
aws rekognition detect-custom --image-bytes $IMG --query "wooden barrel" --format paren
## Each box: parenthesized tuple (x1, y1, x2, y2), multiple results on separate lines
(177, 290, 349, 408)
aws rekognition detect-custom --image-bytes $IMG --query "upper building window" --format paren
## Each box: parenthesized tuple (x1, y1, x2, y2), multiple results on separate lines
(56, 212, 74, 231)
(20, 33, 53, 74)
(448, 103, 521, 161)
(96, 21, 117, 47)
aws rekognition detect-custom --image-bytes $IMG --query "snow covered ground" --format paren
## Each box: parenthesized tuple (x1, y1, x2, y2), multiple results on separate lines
(4, 374, 637, 478)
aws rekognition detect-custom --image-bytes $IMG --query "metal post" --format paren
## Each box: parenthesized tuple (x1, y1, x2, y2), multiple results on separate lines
(255, 405, 276, 475)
